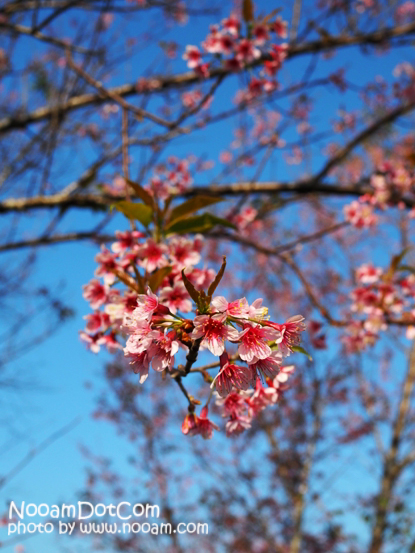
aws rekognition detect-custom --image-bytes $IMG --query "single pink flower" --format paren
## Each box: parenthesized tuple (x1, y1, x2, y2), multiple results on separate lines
(248, 298, 268, 320)
(148, 330, 179, 372)
(225, 415, 252, 437)
(356, 263, 383, 284)
(212, 352, 254, 397)
(182, 412, 199, 436)
(80, 331, 102, 353)
(137, 239, 168, 273)
(84, 311, 110, 333)
(132, 287, 159, 321)
(221, 14, 240, 36)
(124, 321, 155, 354)
(168, 236, 202, 267)
(215, 390, 251, 418)
(274, 364, 295, 384)
(160, 281, 192, 314)
(94, 247, 119, 283)
(238, 323, 281, 363)
(235, 39, 261, 64)
(265, 315, 305, 356)
(249, 350, 283, 379)
(247, 380, 279, 415)
(182, 407, 219, 439)
(196, 406, 220, 439)
(211, 296, 250, 318)
(272, 17, 288, 38)
(192, 313, 239, 356)
(111, 230, 144, 254)
(253, 24, 269, 45)
(127, 351, 150, 384)
(182, 45, 201, 68)
(82, 279, 109, 309)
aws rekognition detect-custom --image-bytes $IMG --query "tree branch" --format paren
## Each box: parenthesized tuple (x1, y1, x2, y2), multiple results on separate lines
(2, 21, 415, 134)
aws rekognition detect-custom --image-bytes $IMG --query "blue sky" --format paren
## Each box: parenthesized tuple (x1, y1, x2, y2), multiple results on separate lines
(1, 1, 414, 551)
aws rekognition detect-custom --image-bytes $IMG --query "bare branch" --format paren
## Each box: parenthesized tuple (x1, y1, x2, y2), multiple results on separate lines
(2, 21, 415, 134)
(0, 19, 100, 54)
(0, 417, 81, 489)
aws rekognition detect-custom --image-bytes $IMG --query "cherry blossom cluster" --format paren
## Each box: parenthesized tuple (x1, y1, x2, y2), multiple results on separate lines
(82, 225, 306, 438)
(367, 161, 414, 207)
(103, 156, 194, 198)
(182, 365, 295, 439)
(81, 232, 212, 355)
(217, 364, 295, 437)
(144, 156, 193, 200)
(344, 149, 415, 227)
(122, 288, 305, 393)
(229, 205, 262, 234)
(344, 199, 377, 228)
(343, 262, 415, 352)
(182, 12, 288, 101)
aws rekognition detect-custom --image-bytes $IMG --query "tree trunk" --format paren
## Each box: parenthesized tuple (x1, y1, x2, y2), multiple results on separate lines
(368, 341, 415, 553)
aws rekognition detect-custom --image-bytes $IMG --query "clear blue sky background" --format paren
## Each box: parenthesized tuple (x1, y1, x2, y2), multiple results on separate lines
(0, 1, 413, 551)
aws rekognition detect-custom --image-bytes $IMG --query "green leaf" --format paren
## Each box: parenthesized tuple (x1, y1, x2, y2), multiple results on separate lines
(168, 196, 223, 226)
(165, 212, 236, 235)
(207, 256, 226, 299)
(125, 179, 155, 208)
(112, 201, 153, 227)
(148, 266, 173, 292)
(291, 345, 313, 361)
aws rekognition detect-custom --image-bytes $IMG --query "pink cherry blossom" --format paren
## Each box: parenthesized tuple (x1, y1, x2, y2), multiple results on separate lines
(148, 330, 179, 372)
(216, 34, 234, 55)
(215, 390, 251, 418)
(238, 323, 281, 363)
(266, 315, 306, 356)
(132, 287, 159, 321)
(182, 407, 219, 439)
(248, 298, 268, 320)
(221, 14, 240, 36)
(235, 39, 261, 64)
(192, 313, 239, 356)
(182, 45, 201, 69)
(212, 352, 254, 397)
(225, 415, 252, 436)
(80, 331, 102, 353)
(181, 412, 199, 436)
(272, 17, 288, 38)
(137, 239, 168, 273)
(84, 311, 110, 333)
(344, 200, 377, 228)
(186, 267, 215, 290)
(94, 247, 119, 283)
(249, 350, 283, 379)
(356, 263, 383, 284)
(168, 236, 201, 267)
(111, 230, 144, 253)
(195, 406, 220, 439)
(274, 364, 295, 384)
(124, 320, 155, 354)
(253, 24, 269, 46)
(129, 351, 150, 384)
(82, 279, 109, 309)
(211, 296, 250, 318)
(160, 281, 192, 314)
(247, 380, 280, 415)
